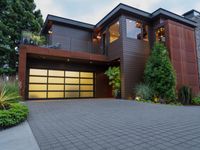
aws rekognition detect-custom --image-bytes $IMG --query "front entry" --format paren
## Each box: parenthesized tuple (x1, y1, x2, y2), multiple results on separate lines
(28, 68, 95, 99)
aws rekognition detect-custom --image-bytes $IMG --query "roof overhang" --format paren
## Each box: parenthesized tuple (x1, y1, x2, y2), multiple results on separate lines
(41, 3, 197, 34)
(41, 15, 95, 34)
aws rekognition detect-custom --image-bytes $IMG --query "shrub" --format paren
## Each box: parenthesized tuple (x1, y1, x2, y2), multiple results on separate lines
(0, 81, 20, 110)
(135, 83, 152, 100)
(144, 43, 176, 103)
(192, 95, 200, 105)
(105, 66, 121, 97)
(0, 103, 28, 129)
(178, 86, 192, 105)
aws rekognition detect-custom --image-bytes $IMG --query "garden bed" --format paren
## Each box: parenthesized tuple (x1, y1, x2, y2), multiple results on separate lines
(0, 103, 28, 129)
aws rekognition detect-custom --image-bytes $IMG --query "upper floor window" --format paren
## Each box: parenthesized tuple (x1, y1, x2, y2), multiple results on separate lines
(143, 25, 149, 41)
(109, 21, 120, 43)
(126, 19, 142, 39)
(155, 27, 165, 43)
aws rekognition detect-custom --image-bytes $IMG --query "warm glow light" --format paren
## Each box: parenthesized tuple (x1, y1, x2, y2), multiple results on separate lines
(97, 35, 101, 39)
(48, 30, 53, 34)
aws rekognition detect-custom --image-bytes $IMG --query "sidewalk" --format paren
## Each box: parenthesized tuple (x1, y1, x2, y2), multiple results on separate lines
(0, 121, 40, 150)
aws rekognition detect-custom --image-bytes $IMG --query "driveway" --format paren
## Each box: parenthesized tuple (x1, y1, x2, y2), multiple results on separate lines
(27, 99, 200, 150)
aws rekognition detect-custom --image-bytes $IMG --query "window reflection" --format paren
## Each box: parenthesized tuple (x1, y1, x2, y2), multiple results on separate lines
(109, 21, 120, 43)
(126, 19, 142, 39)
(156, 27, 165, 43)
(143, 25, 149, 41)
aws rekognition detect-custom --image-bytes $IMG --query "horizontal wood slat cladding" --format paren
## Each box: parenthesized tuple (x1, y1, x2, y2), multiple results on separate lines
(108, 39, 123, 61)
(51, 24, 93, 52)
(165, 20, 199, 95)
(96, 70, 113, 98)
(120, 15, 150, 98)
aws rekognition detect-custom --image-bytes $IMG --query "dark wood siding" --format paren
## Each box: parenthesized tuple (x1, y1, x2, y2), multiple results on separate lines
(120, 15, 150, 99)
(108, 39, 122, 60)
(165, 20, 199, 95)
(51, 24, 93, 53)
(96, 69, 113, 98)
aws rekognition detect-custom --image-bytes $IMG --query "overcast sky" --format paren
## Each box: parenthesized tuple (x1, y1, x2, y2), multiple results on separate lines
(34, 0, 200, 24)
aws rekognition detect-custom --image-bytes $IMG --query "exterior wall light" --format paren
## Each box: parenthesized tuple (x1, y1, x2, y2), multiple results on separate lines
(48, 30, 53, 34)
(97, 35, 101, 39)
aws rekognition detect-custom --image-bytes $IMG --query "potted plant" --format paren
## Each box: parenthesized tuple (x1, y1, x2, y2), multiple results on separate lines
(105, 66, 121, 98)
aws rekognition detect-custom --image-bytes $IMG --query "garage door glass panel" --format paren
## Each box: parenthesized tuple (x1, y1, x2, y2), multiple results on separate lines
(48, 85, 64, 91)
(80, 92, 94, 97)
(65, 78, 79, 84)
(80, 85, 93, 91)
(49, 70, 64, 77)
(65, 85, 79, 91)
(30, 69, 47, 76)
(29, 77, 47, 83)
(65, 71, 79, 77)
(65, 92, 79, 98)
(29, 92, 47, 98)
(29, 84, 47, 91)
(48, 77, 64, 84)
(80, 72, 93, 78)
(80, 79, 93, 84)
(28, 68, 94, 99)
(48, 92, 64, 98)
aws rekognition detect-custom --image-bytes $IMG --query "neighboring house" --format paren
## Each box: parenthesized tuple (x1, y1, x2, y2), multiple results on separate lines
(19, 3, 200, 100)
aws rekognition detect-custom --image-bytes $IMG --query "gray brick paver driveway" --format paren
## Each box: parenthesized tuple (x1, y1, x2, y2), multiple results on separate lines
(27, 99, 200, 150)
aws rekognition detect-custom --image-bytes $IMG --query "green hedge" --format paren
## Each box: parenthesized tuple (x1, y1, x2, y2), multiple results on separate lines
(0, 103, 28, 129)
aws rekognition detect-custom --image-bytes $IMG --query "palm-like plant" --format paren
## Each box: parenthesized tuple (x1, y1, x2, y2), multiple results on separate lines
(0, 85, 20, 110)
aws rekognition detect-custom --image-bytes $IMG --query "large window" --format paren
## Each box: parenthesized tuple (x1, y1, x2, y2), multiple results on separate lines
(109, 21, 120, 43)
(28, 69, 94, 99)
(155, 27, 165, 43)
(143, 25, 149, 41)
(126, 19, 142, 39)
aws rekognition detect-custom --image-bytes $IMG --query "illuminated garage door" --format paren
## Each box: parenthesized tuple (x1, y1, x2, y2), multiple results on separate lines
(28, 69, 94, 99)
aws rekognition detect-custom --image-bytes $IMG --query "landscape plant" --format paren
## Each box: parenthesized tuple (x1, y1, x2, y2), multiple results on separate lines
(178, 86, 192, 105)
(0, 81, 20, 109)
(192, 94, 200, 105)
(0, 103, 28, 129)
(105, 66, 121, 97)
(144, 43, 176, 103)
(135, 83, 152, 100)
(0, 80, 28, 129)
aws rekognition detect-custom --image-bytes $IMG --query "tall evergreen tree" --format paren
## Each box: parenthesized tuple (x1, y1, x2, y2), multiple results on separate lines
(144, 43, 176, 102)
(0, 0, 43, 75)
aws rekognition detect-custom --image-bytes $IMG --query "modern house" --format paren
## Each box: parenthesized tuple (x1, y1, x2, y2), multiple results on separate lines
(19, 3, 200, 100)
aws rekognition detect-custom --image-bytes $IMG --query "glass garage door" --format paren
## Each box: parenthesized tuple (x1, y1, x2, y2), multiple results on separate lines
(28, 69, 94, 99)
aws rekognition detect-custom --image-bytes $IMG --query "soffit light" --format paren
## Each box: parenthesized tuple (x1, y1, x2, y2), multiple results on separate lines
(97, 35, 101, 39)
